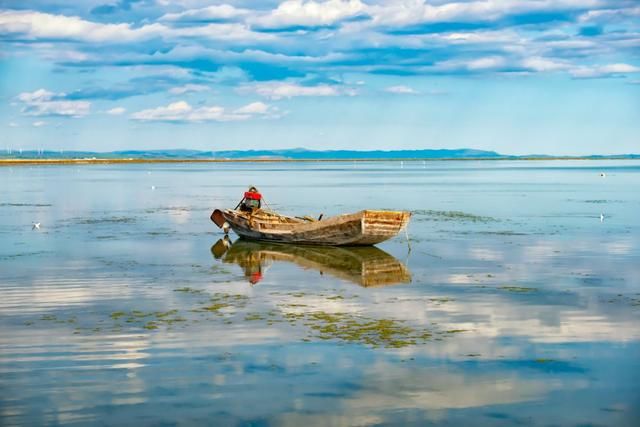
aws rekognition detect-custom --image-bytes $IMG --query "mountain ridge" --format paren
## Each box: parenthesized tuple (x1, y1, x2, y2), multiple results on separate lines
(1, 148, 639, 160)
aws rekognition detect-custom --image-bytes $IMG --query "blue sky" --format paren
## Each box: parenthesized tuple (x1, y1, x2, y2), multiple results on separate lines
(0, 0, 638, 155)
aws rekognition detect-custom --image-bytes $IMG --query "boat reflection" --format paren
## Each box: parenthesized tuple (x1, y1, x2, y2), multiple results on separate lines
(211, 238, 411, 287)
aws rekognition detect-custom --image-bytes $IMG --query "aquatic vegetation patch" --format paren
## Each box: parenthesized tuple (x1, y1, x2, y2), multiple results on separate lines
(196, 303, 229, 313)
(193, 293, 249, 313)
(146, 230, 177, 236)
(475, 231, 527, 236)
(69, 309, 190, 332)
(499, 286, 538, 293)
(413, 209, 498, 223)
(144, 206, 206, 215)
(36, 314, 77, 325)
(1, 251, 50, 260)
(287, 292, 308, 298)
(174, 287, 206, 295)
(75, 216, 137, 225)
(429, 297, 454, 304)
(33, 292, 462, 349)
(95, 235, 118, 240)
(208, 265, 231, 274)
(600, 294, 640, 307)
(144, 322, 159, 330)
(0, 203, 52, 207)
(298, 311, 432, 348)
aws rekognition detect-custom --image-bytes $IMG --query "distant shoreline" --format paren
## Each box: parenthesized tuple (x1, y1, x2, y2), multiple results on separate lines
(1, 157, 638, 166)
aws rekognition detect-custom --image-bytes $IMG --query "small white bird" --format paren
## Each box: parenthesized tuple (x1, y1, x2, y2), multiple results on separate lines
(151, 185, 156, 190)
(32, 222, 40, 230)
(600, 213, 604, 222)
(600, 172, 606, 177)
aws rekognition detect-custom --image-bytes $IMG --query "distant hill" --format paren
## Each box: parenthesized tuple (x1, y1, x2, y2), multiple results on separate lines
(206, 148, 504, 160)
(1, 148, 639, 160)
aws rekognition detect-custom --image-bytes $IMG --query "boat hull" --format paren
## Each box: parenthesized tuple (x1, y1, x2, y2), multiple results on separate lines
(216, 209, 410, 246)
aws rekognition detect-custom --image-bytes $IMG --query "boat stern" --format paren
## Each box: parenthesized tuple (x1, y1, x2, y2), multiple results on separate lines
(357, 210, 411, 245)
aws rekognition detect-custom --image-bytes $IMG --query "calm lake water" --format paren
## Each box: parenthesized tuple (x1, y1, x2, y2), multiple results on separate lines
(1, 160, 639, 426)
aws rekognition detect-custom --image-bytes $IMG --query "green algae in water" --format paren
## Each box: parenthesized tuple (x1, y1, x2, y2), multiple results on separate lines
(476, 231, 527, 236)
(174, 287, 206, 294)
(144, 321, 159, 330)
(287, 292, 308, 298)
(195, 302, 230, 312)
(413, 209, 498, 223)
(76, 216, 137, 225)
(429, 297, 454, 304)
(155, 309, 178, 318)
(499, 286, 538, 293)
(194, 293, 249, 313)
(131, 310, 153, 317)
(245, 313, 266, 321)
(0, 202, 52, 207)
(300, 311, 433, 348)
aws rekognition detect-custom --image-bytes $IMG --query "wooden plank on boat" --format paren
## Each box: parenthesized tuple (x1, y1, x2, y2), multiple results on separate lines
(213, 208, 410, 246)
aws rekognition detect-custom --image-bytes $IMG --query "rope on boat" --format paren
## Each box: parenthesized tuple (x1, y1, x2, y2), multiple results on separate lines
(261, 197, 272, 211)
(404, 223, 411, 254)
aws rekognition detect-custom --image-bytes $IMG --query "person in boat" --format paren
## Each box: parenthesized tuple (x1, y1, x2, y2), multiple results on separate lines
(238, 186, 262, 212)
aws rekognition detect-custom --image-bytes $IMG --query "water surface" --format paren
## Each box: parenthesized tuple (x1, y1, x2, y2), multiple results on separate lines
(1, 160, 639, 426)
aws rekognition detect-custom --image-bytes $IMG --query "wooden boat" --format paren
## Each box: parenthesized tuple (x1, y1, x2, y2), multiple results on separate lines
(211, 238, 411, 287)
(211, 208, 410, 246)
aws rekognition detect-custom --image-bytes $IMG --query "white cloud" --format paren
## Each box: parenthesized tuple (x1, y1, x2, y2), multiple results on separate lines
(240, 82, 354, 99)
(521, 57, 569, 72)
(385, 85, 418, 94)
(160, 5, 250, 22)
(234, 101, 270, 115)
(0, 10, 166, 43)
(578, 6, 640, 24)
(467, 56, 507, 70)
(17, 88, 55, 103)
(600, 63, 640, 73)
(106, 107, 126, 115)
(369, 0, 604, 26)
(252, 0, 366, 28)
(1, 2, 636, 85)
(570, 63, 640, 78)
(0, 10, 271, 44)
(16, 89, 91, 117)
(168, 84, 211, 95)
(32, 121, 47, 127)
(130, 101, 279, 122)
(131, 101, 195, 121)
(171, 23, 276, 42)
(8, 122, 19, 127)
